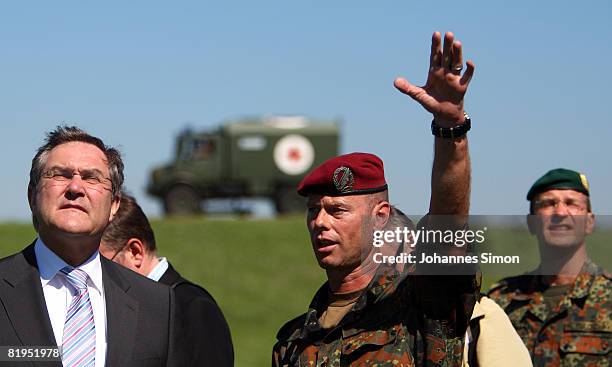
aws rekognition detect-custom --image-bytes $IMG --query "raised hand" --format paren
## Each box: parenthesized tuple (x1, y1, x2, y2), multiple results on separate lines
(394, 31, 475, 127)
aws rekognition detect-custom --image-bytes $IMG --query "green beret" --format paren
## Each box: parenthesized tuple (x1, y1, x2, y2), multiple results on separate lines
(526, 168, 590, 201)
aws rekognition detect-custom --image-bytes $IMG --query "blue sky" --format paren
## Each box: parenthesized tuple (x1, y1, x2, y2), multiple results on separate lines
(1, 1, 611, 221)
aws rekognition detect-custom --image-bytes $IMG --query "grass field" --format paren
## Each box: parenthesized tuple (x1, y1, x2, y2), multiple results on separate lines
(1, 217, 610, 367)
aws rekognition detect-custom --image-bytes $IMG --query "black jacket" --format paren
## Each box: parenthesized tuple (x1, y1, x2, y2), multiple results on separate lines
(159, 262, 234, 367)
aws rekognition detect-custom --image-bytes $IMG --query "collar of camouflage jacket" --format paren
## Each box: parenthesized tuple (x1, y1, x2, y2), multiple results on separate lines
(288, 262, 405, 343)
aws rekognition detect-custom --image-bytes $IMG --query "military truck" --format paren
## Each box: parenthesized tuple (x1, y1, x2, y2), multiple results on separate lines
(147, 116, 339, 215)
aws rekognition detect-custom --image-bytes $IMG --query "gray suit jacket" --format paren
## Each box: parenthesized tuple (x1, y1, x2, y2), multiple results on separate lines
(0, 242, 185, 367)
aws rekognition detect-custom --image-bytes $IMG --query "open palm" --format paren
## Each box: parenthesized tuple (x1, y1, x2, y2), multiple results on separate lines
(395, 32, 475, 127)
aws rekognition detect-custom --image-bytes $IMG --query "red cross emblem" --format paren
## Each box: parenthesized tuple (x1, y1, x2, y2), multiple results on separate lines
(287, 147, 301, 161)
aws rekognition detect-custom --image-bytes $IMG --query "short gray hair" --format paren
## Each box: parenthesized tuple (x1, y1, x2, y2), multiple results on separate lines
(386, 205, 414, 231)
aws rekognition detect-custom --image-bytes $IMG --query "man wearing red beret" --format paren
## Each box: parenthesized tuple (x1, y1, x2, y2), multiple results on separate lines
(273, 31, 478, 367)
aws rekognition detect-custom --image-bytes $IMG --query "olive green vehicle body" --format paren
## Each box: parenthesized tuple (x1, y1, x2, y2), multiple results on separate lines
(147, 118, 339, 214)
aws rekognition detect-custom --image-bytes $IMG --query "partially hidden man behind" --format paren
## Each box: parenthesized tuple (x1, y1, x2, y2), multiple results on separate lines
(379, 208, 532, 366)
(99, 193, 234, 367)
(488, 168, 611, 366)
(376, 206, 532, 366)
(273, 31, 480, 366)
(0, 126, 185, 367)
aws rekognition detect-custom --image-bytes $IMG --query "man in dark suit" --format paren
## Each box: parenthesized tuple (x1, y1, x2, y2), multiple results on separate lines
(0, 126, 184, 367)
(100, 194, 234, 367)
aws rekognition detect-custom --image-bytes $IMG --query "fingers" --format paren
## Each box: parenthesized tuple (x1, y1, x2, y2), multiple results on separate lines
(394, 77, 426, 101)
(442, 32, 454, 71)
(429, 32, 442, 70)
(394, 77, 436, 114)
(451, 41, 463, 75)
(460, 60, 475, 86)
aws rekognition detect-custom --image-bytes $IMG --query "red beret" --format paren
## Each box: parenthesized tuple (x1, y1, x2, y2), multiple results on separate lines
(297, 152, 388, 197)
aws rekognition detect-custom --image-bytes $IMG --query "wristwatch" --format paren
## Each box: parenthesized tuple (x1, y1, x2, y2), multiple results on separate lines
(431, 112, 471, 138)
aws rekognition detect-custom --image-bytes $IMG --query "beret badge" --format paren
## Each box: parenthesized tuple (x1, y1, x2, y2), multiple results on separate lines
(333, 166, 354, 193)
(579, 173, 589, 191)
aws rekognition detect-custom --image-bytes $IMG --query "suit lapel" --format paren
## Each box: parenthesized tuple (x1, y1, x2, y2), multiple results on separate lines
(0, 244, 60, 367)
(102, 257, 139, 367)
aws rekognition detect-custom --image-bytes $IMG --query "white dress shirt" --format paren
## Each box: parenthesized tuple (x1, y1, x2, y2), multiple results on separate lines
(146, 257, 169, 282)
(35, 238, 107, 367)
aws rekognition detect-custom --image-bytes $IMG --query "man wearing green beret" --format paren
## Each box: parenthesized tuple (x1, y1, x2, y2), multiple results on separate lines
(488, 168, 611, 366)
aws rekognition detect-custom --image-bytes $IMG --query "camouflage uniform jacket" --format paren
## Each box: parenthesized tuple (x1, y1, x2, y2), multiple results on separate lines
(273, 263, 479, 367)
(488, 259, 611, 367)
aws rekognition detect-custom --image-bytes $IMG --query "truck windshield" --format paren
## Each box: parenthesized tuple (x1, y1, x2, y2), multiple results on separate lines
(182, 137, 216, 161)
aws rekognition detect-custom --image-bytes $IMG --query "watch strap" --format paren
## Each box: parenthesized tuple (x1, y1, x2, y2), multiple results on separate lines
(431, 113, 471, 138)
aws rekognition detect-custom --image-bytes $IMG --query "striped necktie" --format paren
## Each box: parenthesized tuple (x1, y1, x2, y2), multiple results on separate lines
(60, 267, 96, 367)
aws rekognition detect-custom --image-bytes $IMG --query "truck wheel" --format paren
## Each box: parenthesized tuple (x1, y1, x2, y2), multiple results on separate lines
(274, 186, 305, 215)
(164, 185, 201, 215)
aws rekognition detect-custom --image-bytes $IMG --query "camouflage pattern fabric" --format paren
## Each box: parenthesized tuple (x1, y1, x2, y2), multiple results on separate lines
(273, 263, 479, 367)
(488, 259, 611, 367)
